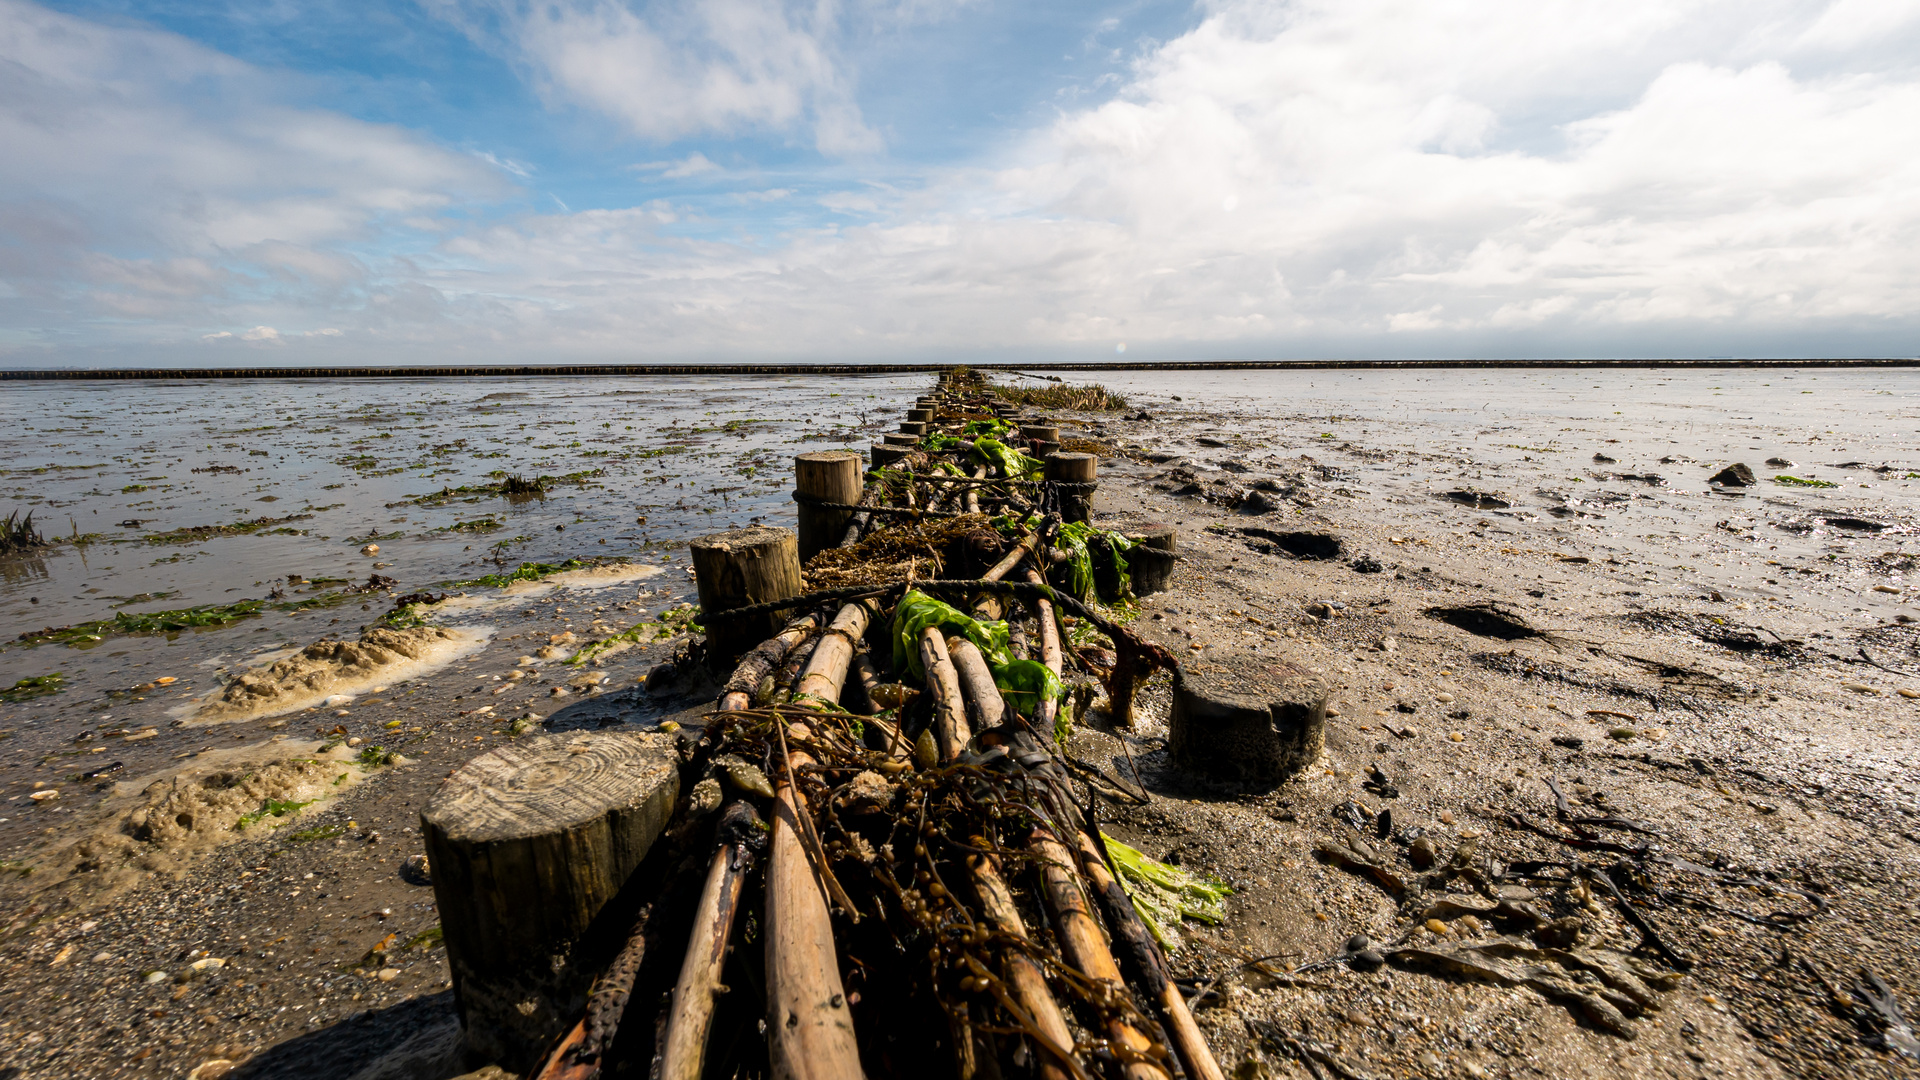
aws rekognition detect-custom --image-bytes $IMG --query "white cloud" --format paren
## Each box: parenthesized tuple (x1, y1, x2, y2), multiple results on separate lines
(0, 0, 505, 354)
(8, 0, 1920, 362)
(435, 0, 882, 156)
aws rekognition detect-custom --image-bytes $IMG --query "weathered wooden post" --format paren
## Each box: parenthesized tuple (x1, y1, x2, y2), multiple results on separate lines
(794, 451, 862, 562)
(1127, 525, 1179, 595)
(1168, 665, 1327, 786)
(421, 731, 681, 1071)
(906, 408, 934, 425)
(899, 420, 928, 436)
(1044, 452, 1097, 524)
(870, 443, 909, 470)
(692, 526, 805, 663)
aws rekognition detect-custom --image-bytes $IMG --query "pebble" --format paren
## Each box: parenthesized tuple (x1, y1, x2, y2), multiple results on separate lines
(1346, 933, 1371, 953)
(377, 968, 399, 981)
(30, 789, 58, 801)
(189, 957, 225, 972)
(1438, 810, 1455, 824)
(1447, 731, 1464, 742)
(1900, 689, 1920, 699)
(1408, 836, 1437, 869)
(361, 544, 380, 555)
(1873, 584, 1902, 594)
(146, 970, 169, 984)
(324, 694, 354, 707)
(91, 951, 112, 963)
(1434, 692, 1455, 703)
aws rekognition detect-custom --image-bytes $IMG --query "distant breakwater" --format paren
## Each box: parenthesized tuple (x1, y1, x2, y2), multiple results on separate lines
(2, 357, 1916, 381)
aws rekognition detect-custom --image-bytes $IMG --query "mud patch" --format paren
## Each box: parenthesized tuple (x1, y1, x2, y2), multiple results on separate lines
(1426, 604, 1541, 641)
(501, 561, 662, 596)
(1627, 611, 1804, 659)
(1234, 528, 1344, 560)
(189, 624, 489, 723)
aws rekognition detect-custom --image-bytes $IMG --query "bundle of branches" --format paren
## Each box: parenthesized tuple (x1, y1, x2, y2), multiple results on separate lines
(987, 382, 1129, 412)
(805, 514, 1002, 590)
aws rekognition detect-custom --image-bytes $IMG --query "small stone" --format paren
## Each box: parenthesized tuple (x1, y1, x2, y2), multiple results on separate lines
(687, 777, 723, 817)
(1350, 949, 1385, 971)
(324, 694, 354, 707)
(1900, 688, 1920, 699)
(1408, 836, 1437, 869)
(1425, 919, 1448, 936)
(1434, 692, 1455, 703)
(1609, 725, 1637, 740)
(346, 737, 364, 747)
(1345, 934, 1371, 953)
(1447, 731, 1464, 742)
(360, 544, 380, 555)
(146, 970, 169, 984)
(92, 951, 112, 963)
(187, 1060, 235, 1080)
(1708, 463, 1756, 487)
(189, 957, 225, 972)
(403, 854, 432, 884)
(1438, 810, 1455, 825)
(377, 968, 399, 981)
(30, 789, 58, 801)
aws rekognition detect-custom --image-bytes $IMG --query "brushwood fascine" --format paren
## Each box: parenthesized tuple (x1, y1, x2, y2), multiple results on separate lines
(419, 367, 1236, 1080)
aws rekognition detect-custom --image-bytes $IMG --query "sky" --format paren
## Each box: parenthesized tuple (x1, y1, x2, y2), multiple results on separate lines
(2, 0, 1919, 366)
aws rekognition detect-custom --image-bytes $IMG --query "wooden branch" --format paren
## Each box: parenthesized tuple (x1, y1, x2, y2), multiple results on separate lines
(659, 803, 766, 1080)
(792, 601, 873, 707)
(965, 464, 986, 515)
(967, 854, 1082, 1080)
(845, 651, 883, 716)
(974, 530, 1040, 620)
(1030, 828, 1169, 1080)
(1069, 830, 1224, 1080)
(718, 615, 820, 712)
(920, 626, 971, 762)
(1025, 568, 1064, 737)
(945, 635, 1006, 734)
(767, 733, 866, 1080)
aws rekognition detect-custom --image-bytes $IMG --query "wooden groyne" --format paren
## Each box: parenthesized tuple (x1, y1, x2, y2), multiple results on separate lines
(416, 366, 1279, 1078)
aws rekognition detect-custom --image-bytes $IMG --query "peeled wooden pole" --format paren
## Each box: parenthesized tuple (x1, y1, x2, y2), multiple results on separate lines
(1070, 831, 1224, 1080)
(792, 601, 873, 707)
(845, 652, 884, 716)
(659, 802, 765, 1080)
(966, 856, 1080, 1080)
(767, 731, 866, 1080)
(964, 464, 987, 515)
(945, 636, 1005, 734)
(718, 615, 819, 711)
(1025, 568, 1065, 736)
(919, 627, 972, 761)
(972, 529, 1042, 621)
(1030, 829, 1170, 1080)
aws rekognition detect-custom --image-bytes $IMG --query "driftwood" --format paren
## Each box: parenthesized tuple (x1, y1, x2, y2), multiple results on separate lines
(920, 626, 972, 761)
(792, 600, 874, 708)
(1031, 828, 1170, 1080)
(659, 802, 767, 1080)
(945, 635, 1006, 734)
(720, 614, 819, 712)
(767, 727, 865, 1080)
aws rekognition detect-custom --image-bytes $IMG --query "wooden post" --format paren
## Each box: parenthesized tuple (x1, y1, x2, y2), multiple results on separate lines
(1169, 665, 1327, 787)
(1018, 425, 1059, 443)
(1044, 453, 1097, 524)
(1126, 525, 1178, 596)
(870, 444, 910, 470)
(693, 526, 805, 665)
(899, 421, 928, 436)
(1025, 568, 1063, 737)
(881, 433, 920, 446)
(906, 408, 934, 424)
(422, 732, 681, 1072)
(795, 451, 862, 563)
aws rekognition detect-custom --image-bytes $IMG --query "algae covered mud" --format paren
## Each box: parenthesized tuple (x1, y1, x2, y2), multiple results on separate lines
(0, 363, 1918, 1080)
